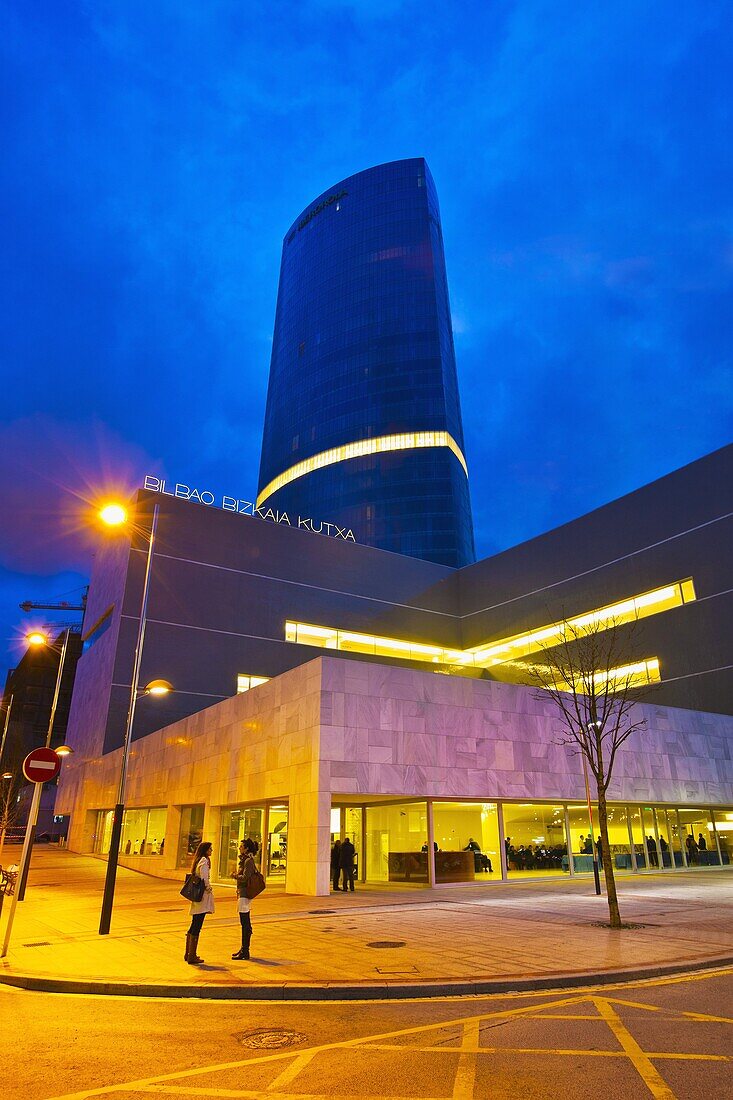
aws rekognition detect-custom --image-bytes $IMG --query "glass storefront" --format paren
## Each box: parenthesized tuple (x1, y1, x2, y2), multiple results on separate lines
(503, 804, 567, 876)
(94, 807, 166, 856)
(432, 802, 499, 883)
(677, 807, 721, 866)
(266, 805, 289, 879)
(711, 810, 731, 865)
(120, 807, 166, 856)
(365, 801, 427, 883)
(567, 803, 596, 873)
(177, 805, 205, 869)
(93, 809, 114, 855)
(219, 806, 265, 879)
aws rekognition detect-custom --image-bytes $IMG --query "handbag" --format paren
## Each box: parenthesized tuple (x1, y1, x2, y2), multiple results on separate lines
(245, 869, 266, 899)
(180, 872, 206, 903)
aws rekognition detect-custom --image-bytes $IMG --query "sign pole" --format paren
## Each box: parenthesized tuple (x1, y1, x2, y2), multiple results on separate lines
(1, 781, 42, 958)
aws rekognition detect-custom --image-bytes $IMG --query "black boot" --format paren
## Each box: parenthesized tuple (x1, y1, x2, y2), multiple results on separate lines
(233, 914, 252, 960)
(187, 933, 204, 965)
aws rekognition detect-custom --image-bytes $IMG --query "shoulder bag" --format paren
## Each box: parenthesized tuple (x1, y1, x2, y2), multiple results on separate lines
(180, 872, 206, 903)
(245, 869, 266, 899)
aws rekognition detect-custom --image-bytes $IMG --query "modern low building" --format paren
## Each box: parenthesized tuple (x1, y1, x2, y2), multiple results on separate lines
(55, 444, 733, 893)
(257, 158, 475, 568)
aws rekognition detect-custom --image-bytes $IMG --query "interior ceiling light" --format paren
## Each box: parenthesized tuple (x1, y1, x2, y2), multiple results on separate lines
(257, 430, 468, 508)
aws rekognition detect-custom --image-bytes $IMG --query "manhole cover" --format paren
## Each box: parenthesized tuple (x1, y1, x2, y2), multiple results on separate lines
(367, 941, 407, 949)
(237, 1029, 306, 1049)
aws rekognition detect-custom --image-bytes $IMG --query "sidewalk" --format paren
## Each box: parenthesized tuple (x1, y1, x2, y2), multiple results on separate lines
(1, 846, 731, 999)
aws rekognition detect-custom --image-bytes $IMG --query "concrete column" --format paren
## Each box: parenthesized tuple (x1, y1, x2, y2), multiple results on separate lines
(286, 788, 331, 896)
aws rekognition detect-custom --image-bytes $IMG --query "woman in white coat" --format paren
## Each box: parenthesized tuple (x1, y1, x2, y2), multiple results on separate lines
(185, 840, 215, 964)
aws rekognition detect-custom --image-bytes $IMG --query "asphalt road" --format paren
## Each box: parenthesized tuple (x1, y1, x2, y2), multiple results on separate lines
(4, 968, 732, 1100)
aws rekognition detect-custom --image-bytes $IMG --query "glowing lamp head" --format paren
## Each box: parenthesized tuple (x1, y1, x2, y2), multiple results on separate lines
(1, 772, 13, 780)
(99, 502, 127, 527)
(26, 631, 48, 648)
(144, 679, 173, 697)
(55, 745, 74, 757)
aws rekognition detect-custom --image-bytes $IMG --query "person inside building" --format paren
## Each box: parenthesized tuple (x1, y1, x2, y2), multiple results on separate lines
(330, 839, 342, 892)
(646, 835, 658, 867)
(697, 831, 707, 852)
(686, 832, 699, 864)
(339, 836, 356, 892)
(464, 838, 492, 873)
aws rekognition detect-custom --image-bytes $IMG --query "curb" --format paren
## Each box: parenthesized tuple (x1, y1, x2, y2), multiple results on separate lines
(1, 955, 731, 1000)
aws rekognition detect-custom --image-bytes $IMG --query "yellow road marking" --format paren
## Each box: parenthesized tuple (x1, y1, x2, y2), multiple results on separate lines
(266, 1051, 318, 1091)
(46, 989, 733, 1100)
(593, 997, 676, 1099)
(452, 1018, 480, 1099)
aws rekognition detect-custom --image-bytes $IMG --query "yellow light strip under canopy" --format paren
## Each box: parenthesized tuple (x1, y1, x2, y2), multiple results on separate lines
(284, 578, 695, 672)
(529, 657, 661, 694)
(257, 430, 468, 508)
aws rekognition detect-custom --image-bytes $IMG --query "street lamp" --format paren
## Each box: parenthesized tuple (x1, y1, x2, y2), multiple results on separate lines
(16, 627, 73, 901)
(97, 499, 171, 936)
(583, 720, 602, 896)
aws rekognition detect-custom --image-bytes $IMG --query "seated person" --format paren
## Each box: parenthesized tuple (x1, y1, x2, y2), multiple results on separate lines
(463, 838, 492, 873)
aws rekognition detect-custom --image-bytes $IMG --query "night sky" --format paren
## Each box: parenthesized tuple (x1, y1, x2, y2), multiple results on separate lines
(2, 1, 732, 671)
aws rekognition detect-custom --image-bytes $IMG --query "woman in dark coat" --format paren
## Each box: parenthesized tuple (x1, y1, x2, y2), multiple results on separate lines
(232, 838, 258, 960)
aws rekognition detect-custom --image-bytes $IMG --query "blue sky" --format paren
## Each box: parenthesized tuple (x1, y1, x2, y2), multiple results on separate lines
(1, 0, 732, 668)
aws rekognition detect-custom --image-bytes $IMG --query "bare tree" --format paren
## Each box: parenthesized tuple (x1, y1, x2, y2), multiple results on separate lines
(527, 615, 654, 928)
(0, 752, 25, 860)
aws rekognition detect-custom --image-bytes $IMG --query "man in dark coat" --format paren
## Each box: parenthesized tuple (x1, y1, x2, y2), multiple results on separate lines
(339, 837, 356, 892)
(330, 840, 342, 892)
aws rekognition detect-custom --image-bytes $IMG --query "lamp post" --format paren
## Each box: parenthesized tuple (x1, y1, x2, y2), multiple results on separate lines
(584, 721, 602, 896)
(16, 629, 72, 901)
(98, 500, 171, 936)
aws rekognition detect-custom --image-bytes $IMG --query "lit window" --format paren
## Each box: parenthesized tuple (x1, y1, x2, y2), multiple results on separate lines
(236, 674, 271, 694)
(284, 578, 695, 679)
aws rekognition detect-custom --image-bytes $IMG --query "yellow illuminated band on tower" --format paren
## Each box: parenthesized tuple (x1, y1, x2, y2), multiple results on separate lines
(284, 578, 695, 674)
(257, 430, 469, 509)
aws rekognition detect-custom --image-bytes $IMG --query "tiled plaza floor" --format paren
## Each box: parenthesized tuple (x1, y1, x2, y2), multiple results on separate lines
(0, 846, 731, 993)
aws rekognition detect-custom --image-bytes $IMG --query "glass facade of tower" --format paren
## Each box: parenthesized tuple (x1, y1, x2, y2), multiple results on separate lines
(257, 158, 475, 568)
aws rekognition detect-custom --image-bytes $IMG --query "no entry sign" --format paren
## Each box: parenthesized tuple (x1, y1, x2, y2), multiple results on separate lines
(23, 747, 61, 784)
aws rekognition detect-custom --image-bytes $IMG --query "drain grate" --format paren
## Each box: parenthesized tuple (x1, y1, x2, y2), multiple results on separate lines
(309, 909, 335, 914)
(157, 908, 182, 913)
(23, 941, 52, 948)
(237, 1028, 306, 1049)
(367, 941, 407, 949)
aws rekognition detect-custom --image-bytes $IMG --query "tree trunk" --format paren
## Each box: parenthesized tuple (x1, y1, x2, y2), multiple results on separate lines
(0, 825, 6, 860)
(597, 786, 622, 928)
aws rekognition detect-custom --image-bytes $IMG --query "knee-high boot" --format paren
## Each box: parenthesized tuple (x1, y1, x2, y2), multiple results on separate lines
(232, 913, 252, 960)
(187, 933, 204, 965)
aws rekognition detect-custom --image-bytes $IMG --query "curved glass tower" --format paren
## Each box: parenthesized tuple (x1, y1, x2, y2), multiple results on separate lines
(257, 158, 475, 567)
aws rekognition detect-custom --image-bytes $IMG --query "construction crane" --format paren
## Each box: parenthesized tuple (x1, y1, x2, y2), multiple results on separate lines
(19, 589, 87, 614)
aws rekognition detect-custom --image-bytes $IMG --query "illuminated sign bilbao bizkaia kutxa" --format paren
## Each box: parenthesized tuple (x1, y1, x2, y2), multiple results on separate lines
(143, 476, 357, 543)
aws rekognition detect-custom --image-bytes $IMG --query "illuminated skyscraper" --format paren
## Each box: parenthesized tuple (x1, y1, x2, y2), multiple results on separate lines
(257, 158, 475, 567)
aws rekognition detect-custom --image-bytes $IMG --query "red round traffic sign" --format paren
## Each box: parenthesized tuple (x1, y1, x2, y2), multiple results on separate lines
(23, 747, 61, 784)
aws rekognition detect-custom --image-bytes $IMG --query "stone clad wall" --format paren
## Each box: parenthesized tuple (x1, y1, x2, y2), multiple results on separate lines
(318, 658, 733, 806)
(57, 660, 330, 893)
(57, 655, 733, 897)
